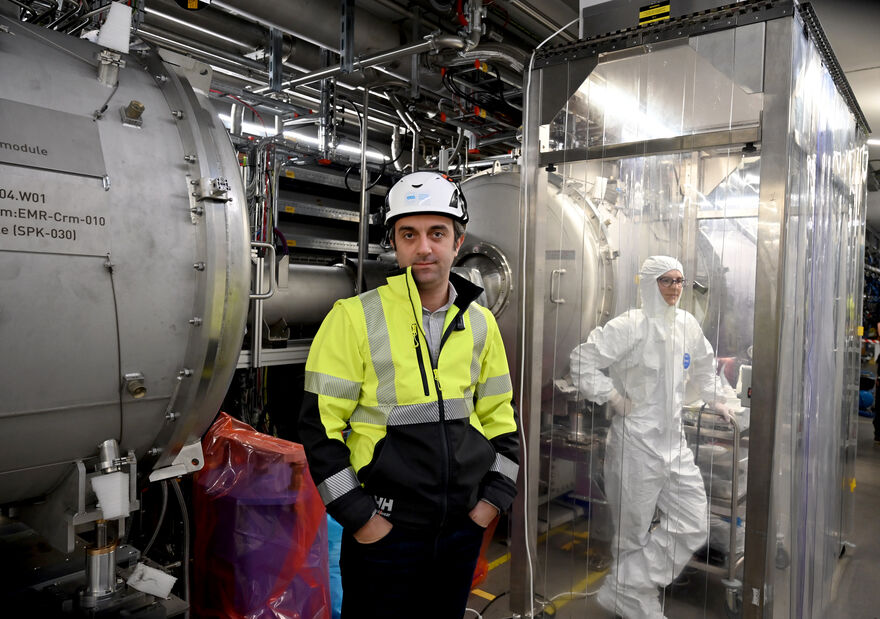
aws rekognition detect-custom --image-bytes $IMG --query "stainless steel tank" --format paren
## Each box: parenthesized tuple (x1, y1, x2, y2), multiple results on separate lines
(0, 18, 249, 505)
(458, 169, 614, 384)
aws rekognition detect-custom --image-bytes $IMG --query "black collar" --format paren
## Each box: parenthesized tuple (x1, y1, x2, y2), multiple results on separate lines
(384, 267, 485, 311)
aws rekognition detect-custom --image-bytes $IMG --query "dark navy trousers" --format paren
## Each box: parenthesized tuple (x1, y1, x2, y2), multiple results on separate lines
(339, 517, 485, 619)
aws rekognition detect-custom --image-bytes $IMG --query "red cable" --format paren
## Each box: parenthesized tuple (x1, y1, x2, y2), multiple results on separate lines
(456, 0, 468, 27)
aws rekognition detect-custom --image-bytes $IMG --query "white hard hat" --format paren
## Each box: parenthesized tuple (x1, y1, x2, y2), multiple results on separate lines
(383, 171, 469, 227)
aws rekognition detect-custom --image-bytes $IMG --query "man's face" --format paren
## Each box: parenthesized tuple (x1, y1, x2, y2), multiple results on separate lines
(392, 214, 464, 292)
(657, 269, 684, 306)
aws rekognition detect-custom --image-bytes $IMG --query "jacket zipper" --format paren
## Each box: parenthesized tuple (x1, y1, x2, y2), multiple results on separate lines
(434, 309, 463, 527)
(411, 323, 430, 396)
(405, 269, 464, 526)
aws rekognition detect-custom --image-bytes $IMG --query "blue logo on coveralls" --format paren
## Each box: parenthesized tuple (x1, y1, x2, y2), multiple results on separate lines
(683, 353, 691, 369)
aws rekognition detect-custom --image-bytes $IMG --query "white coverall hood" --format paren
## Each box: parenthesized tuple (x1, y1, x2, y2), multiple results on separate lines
(638, 255, 683, 318)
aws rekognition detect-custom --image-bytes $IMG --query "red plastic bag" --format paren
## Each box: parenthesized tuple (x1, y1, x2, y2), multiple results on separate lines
(193, 413, 330, 619)
(471, 516, 500, 590)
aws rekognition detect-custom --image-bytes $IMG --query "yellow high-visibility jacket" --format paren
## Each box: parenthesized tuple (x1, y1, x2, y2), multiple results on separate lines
(299, 267, 519, 531)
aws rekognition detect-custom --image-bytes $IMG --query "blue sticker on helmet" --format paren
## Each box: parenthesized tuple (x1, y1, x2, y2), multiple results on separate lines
(683, 353, 691, 369)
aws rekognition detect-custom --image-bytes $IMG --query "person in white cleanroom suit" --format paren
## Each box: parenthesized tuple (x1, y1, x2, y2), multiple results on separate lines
(570, 255, 728, 619)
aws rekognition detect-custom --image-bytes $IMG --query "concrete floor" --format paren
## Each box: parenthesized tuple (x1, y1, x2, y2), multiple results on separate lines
(825, 417, 880, 619)
(466, 417, 880, 618)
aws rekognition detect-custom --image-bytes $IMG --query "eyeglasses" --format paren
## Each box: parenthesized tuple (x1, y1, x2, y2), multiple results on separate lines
(657, 277, 688, 288)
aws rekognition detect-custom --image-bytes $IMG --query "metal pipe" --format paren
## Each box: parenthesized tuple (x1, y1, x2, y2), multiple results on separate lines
(138, 23, 265, 72)
(386, 92, 421, 172)
(465, 0, 483, 51)
(386, 92, 417, 134)
(450, 127, 466, 166)
(506, 0, 576, 43)
(477, 131, 519, 148)
(391, 126, 404, 172)
(411, 127, 420, 172)
(441, 45, 527, 80)
(135, 27, 405, 131)
(271, 35, 468, 91)
(210, 0, 332, 52)
(46, 1, 81, 30)
(357, 88, 371, 294)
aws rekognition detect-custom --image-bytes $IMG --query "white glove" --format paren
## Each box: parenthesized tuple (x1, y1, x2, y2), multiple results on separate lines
(607, 390, 632, 417)
(709, 401, 732, 417)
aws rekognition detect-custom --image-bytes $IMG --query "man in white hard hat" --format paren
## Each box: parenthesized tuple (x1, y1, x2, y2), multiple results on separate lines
(570, 255, 729, 619)
(299, 172, 519, 618)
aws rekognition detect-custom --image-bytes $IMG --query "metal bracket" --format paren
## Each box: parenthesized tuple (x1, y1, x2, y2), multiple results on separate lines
(193, 176, 231, 202)
(148, 441, 205, 482)
(269, 28, 284, 92)
(18, 451, 139, 553)
(340, 0, 355, 74)
(97, 50, 125, 86)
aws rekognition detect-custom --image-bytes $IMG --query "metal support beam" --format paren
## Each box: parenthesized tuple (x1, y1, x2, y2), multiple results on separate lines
(340, 0, 354, 74)
(410, 5, 420, 99)
(357, 88, 371, 294)
(508, 58, 544, 617)
(742, 15, 795, 619)
(319, 49, 336, 157)
(268, 27, 284, 92)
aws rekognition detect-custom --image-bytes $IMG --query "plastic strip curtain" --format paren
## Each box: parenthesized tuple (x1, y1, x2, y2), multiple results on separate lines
(530, 25, 764, 618)
(769, 14, 868, 618)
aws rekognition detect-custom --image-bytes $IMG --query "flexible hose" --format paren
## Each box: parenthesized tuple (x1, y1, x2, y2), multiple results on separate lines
(141, 480, 168, 559)
(171, 479, 191, 618)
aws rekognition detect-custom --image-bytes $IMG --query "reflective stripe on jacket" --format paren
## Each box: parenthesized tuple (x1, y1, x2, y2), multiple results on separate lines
(299, 267, 519, 531)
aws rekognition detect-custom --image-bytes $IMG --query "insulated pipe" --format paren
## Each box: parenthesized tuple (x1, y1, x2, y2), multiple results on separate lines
(260, 261, 393, 325)
(261, 264, 356, 325)
(143, 1, 267, 54)
(357, 87, 371, 294)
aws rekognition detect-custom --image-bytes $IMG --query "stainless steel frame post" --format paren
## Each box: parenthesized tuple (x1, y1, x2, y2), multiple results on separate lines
(356, 88, 370, 294)
(508, 60, 545, 617)
(742, 15, 795, 619)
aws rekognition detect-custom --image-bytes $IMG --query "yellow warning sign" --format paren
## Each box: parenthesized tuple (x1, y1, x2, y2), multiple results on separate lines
(639, 1, 671, 26)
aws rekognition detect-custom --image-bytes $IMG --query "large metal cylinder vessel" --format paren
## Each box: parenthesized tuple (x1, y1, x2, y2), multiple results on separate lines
(0, 16, 250, 504)
(459, 169, 614, 383)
